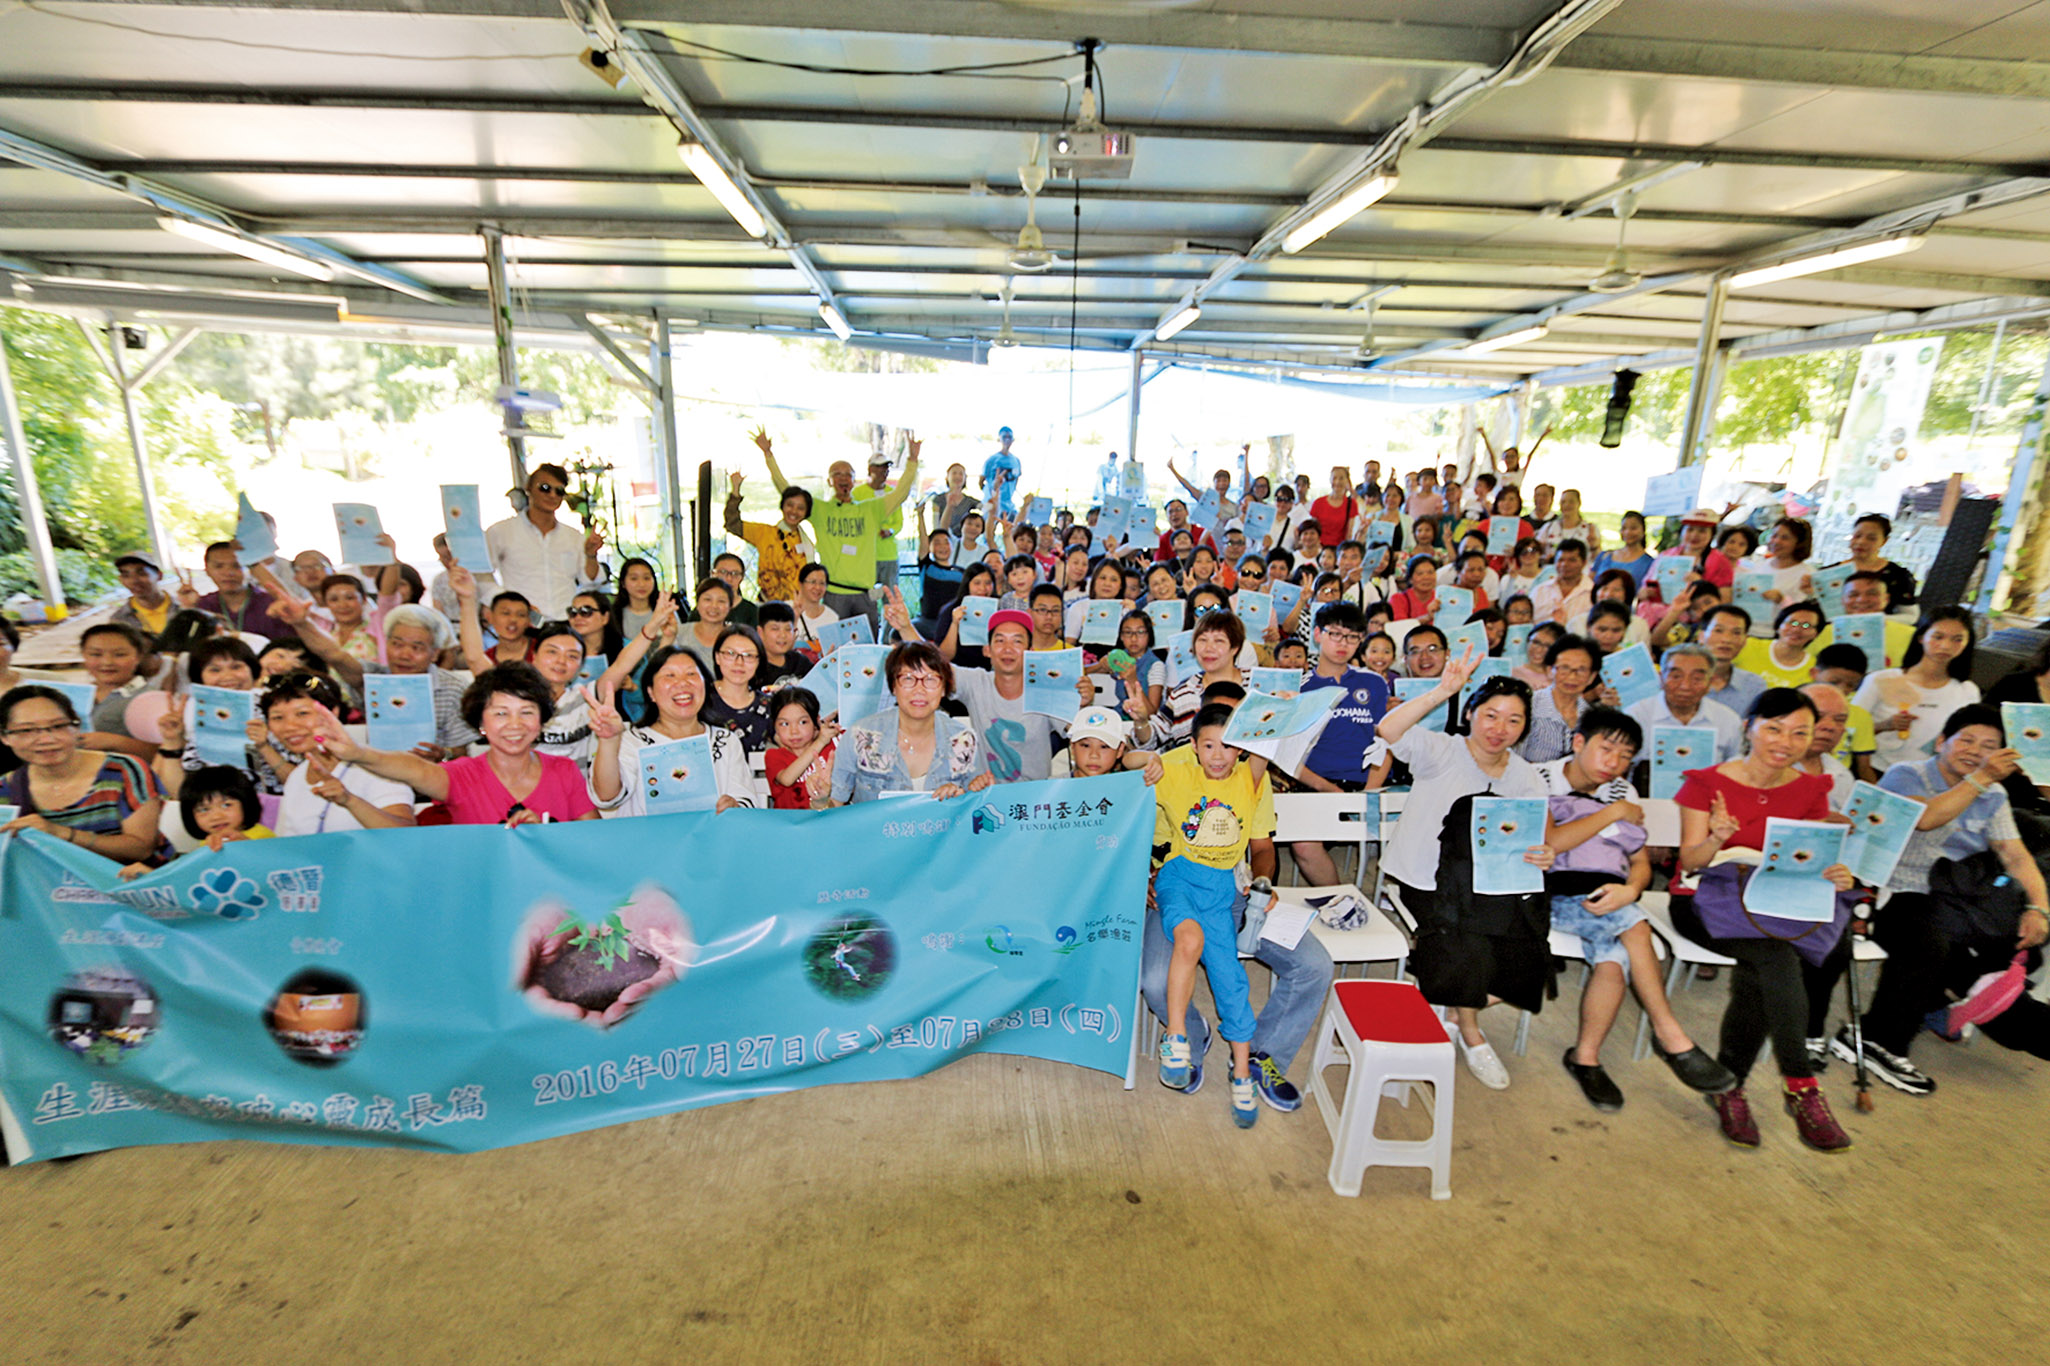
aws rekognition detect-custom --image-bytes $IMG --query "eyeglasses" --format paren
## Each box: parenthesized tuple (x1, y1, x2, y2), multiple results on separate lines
(565, 605, 602, 618)
(1406, 644, 1445, 657)
(1319, 629, 1364, 646)
(896, 673, 945, 692)
(716, 650, 760, 664)
(532, 481, 565, 496)
(1782, 620, 1820, 633)
(3, 721, 78, 739)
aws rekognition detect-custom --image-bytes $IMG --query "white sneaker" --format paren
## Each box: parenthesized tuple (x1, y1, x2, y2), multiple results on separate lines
(1458, 1035, 1511, 1090)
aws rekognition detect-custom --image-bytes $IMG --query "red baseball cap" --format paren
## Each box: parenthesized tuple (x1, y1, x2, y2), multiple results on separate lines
(987, 609, 1033, 639)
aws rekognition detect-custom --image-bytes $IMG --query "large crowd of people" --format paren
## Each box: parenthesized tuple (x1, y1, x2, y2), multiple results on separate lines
(5, 434, 2044, 1151)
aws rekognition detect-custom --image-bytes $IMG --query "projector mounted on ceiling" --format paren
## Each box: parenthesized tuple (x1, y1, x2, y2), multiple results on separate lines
(1050, 119, 1135, 181)
(1050, 40, 1134, 180)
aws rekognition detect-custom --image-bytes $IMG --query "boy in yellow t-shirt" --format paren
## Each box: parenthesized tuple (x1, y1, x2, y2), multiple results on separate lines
(1153, 702, 1273, 1129)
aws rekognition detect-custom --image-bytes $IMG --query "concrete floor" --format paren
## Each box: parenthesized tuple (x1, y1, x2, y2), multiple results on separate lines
(2, 976, 2044, 1364)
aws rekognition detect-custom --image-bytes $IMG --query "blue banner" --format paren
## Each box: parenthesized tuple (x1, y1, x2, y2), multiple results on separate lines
(0, 777, 1151, 1162)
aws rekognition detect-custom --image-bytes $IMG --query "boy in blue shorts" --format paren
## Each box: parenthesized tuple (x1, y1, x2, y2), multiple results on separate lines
(1155, 702, 1272, 1128)
(1538, 706, 1737, 1111)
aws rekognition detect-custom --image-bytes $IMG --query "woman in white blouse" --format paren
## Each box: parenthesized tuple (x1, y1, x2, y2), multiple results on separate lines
(1852, 608, 1981, 771)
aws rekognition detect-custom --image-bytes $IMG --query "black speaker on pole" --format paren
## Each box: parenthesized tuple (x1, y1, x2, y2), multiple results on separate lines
(1601, 369, 1639, 449)
(695, 461, 713, 585)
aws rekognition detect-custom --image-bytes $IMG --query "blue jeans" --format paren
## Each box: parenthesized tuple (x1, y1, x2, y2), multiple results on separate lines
(1141, 874, 1334, 1070)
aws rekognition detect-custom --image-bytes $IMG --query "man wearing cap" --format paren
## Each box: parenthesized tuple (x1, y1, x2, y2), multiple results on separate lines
(109, 552, 173, 641)
(902, 607, 1073, 783)
(982, 426, 1022, 520)
(762, 433, 919, 634)
(852, 450, 909, 590)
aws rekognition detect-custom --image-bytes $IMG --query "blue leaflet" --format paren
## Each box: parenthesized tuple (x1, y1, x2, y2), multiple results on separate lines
(1841, 781, 1921, 888)
(1743, 819, 1847, 923)
(364, 674, 436, 753)
(189, 686, 255, 767)
(440, 484, 493, 572)
(1471, 797, 1546, 895)
(1649, 725, 1717, 801)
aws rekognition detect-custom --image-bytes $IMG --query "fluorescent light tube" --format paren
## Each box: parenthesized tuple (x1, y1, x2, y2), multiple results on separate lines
(1729, 235, 1924, 289)
(818, 301, 853, 340)
(678, 141, 767, 239)
(1463, 323, 1549, 354)
(156, 217, 333, 281)
(1282, 172, 1398, 255)
(1155, 304, 1201, 341)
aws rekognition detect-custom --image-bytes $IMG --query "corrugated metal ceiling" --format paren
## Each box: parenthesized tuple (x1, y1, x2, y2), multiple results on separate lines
(0, 0, 2045, 384)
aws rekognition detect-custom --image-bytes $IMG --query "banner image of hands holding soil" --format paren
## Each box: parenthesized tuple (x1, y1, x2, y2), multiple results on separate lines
(0, 777, 1151, 1163)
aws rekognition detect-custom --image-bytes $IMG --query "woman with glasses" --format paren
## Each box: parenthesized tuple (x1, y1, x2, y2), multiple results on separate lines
(701, 624, 773, 752)
(566, 590, 625, 669)
(829, 642, 991, 804)
(1733, 600, 1823, 689)
(1376, 652, 1555, 1090)
(2, 685, 170, 864)
(1517, 633, 1616, 764)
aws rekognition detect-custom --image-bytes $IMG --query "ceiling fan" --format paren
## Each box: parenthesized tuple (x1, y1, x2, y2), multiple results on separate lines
(1008, 138, 1057, 272)
(993, 279, 1019, 346)
(1589, 191, 1642, 293)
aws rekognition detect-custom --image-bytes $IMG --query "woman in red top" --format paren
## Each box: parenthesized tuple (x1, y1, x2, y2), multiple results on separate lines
(1480, 485, 1538, 573)
(1674, 687, 1855, 1152)
(1387, 555, 1444, 622)
(316, 663, 599, 825)
(1308, 466, 1360, 549)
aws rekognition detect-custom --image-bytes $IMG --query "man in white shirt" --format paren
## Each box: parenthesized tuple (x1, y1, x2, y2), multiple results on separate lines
(1530, 539, 1594, 625)
(484, 463, 608, 619)
(1624, 643, 1744, 764)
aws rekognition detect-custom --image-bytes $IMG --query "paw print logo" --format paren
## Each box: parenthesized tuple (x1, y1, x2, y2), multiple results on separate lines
(191, 867, 267, 920)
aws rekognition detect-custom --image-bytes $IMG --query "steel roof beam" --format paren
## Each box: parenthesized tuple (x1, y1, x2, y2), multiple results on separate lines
(0, 123, 449, 304)
(84, 1, 2050, 98)
(8, 81, 2047, 181)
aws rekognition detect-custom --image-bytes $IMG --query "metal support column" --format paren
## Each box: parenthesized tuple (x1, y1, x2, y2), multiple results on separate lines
(653, 312, 688, 585)
(1979, 343, 2050, 617)
(1676, 277, 1730, 466)
(1125, 350, 1144, 464)
(482, 226, 528, 492)
(0, 330, 64, 617)
(99, 320, 176, 573)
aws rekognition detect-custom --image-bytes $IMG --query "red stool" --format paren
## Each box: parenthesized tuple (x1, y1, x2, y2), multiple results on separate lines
(1309, 980, 1455, 1200)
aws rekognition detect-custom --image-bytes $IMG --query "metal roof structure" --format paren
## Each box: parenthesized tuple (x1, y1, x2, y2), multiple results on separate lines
(1, 0, 2048, 388)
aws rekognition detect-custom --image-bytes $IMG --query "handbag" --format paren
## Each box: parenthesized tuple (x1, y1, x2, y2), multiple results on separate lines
(1689, 862, 1853, 967)
(1926, 849, 2028, 944)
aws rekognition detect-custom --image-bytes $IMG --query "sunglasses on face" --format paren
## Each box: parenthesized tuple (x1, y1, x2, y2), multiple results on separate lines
(532, 481, 565, 496)
(565, 605, 602, 618)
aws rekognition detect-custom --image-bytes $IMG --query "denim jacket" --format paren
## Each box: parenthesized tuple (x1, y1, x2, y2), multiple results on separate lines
(831, 707, 984, 804)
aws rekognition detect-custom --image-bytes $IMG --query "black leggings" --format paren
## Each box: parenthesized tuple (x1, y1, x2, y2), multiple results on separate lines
(1672, 895, 1850, 1083)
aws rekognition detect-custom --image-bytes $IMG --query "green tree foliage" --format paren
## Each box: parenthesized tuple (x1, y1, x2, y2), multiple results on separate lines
(0, 309, 235, 601)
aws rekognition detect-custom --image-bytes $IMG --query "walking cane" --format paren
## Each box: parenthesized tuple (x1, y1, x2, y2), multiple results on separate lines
(1843, 925, 1876, 1113)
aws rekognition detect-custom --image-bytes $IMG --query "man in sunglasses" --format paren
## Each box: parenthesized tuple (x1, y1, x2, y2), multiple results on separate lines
(485, 462, 609, 619)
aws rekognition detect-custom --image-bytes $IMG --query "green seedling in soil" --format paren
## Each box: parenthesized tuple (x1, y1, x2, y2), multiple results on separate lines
(554, 910, 633, 971)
